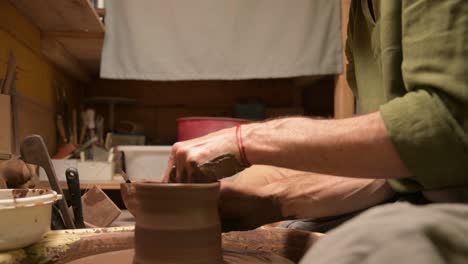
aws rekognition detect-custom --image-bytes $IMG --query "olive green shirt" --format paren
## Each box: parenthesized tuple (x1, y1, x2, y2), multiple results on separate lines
(347, 0, 468, 192)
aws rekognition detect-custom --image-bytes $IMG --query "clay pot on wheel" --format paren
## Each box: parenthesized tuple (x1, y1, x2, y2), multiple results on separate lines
(120, 183, 138, 216)
(134, 182, 222, 264)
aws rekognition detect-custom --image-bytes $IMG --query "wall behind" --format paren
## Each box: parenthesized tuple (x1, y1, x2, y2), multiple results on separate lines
(86, 77, 334, 144)
(0, 0, 80, 154)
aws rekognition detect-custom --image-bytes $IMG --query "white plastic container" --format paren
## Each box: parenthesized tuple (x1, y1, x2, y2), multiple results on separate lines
(39, 160, 114, 181)
(117, 145, 172, 181)
(77, 161, 114, 181)
(39, 159, 78, 181)
(0, 189, 61, 251)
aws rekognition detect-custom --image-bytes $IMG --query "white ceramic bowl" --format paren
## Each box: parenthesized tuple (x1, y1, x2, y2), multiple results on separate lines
(0, 189, 62, 251)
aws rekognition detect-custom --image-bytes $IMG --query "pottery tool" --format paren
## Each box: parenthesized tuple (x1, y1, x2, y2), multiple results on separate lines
(1, 50, 16, 95)
(81, 185, 121, 227)
(84, 97, 137, 132)
(9, 74, 19, 156)
(60, 85, 71, 142)
(53, 82, 69, 144)
(86, 108, 96, 140)
(79, 110, 87, 144)
(63, 136, 98, 159)
(120, 151, 131, 183)
(96, 115, 104, 145)
(121, 170, 131, 184)
(66, 167, 86, 228)
(52, 143, 78, 159)
(2, 51, 20, 155)
(56, 115, 68, 144)
(0, 92, 12, 159)
(20, 135, 75, 229)
(51, 204, 66, 230)
(107, 147, 114, 163)
(72, 109, 78, 144)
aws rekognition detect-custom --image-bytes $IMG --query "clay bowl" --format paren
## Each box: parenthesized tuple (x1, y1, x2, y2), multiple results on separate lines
(134, 181, 223, 264)
(120, 182, 138, 216)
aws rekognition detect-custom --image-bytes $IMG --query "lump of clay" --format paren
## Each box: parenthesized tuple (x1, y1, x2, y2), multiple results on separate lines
(196, 154, 246, 182)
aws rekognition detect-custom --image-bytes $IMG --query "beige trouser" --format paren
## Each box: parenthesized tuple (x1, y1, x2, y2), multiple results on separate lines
(228, 165, 395, 222)
(300, 202, 468, 264)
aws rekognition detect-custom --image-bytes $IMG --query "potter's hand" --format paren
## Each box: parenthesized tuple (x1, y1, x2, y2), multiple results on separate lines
(163, 126, 250, 183)
(219, 181, 284, 232)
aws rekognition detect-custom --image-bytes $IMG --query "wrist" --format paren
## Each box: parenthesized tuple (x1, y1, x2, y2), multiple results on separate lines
(235, 124, 251, 167)
(241, 119, 291, 166)
(238, 123, 262, 165)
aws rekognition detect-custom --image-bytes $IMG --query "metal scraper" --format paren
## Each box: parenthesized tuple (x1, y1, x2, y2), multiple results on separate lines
(20, 135, 75, 229)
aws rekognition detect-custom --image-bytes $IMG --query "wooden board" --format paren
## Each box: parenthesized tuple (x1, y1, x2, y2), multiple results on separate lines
(0, 227, 322, 264)
(17, 94, 56, 155)
(0, 95, 12, 156)
(81, 185, 121, 227)
(8, 0, 104, 33)
(8, 0, 104, 78)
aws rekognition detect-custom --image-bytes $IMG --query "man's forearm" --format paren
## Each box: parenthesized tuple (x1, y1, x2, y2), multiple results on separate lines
(242, 112, 411, 179)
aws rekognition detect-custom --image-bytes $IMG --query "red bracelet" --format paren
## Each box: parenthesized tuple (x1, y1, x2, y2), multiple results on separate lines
(235, 124, 251, 167)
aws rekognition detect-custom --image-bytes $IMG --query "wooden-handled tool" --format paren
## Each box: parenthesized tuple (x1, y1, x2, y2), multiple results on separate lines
(1, 50, 16, 95)
(20, 135, 75, 229)
(66, 168, 86, 228)
(2, 51, 19, 155)
(56, 115, 68, 144)
(51, 205, 66, 230)
(120, 151, 131, 183)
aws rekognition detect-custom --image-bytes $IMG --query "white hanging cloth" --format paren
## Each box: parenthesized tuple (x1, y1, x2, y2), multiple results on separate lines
(100, 0, 342, 80)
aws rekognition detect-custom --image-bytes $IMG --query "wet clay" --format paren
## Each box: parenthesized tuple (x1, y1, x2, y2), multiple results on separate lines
(1, 159, 32, 188)
(12, 189, 29, 198)
(68, 249, 293, 264)
(197, 154, 246, 182)
(167, 154, 246, 183)
(134, 182, 223, 264)
(12, 188, 51, 198)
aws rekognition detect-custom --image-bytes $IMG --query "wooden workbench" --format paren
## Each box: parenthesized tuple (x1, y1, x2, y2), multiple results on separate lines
(37, 180, 123, 190)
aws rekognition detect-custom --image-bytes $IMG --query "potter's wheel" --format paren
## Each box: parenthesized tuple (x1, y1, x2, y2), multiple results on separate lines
(68, 248, 294, 264)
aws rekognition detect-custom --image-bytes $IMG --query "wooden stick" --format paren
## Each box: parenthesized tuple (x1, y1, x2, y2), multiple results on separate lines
(72, 109, 78, 144)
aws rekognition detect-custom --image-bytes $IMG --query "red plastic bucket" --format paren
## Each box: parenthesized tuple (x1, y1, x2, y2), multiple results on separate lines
(177, 117, 250, 141)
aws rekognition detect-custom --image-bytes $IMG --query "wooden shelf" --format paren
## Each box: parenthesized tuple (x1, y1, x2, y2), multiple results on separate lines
(8, 0, 105, 81)
(44, 31, 104, 75)
(38, 180, 123, 190)
(8, 0, 104, 33)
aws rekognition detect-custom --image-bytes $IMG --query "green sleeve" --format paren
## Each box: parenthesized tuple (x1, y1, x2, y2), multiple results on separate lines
(380, 0, 468, 190)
